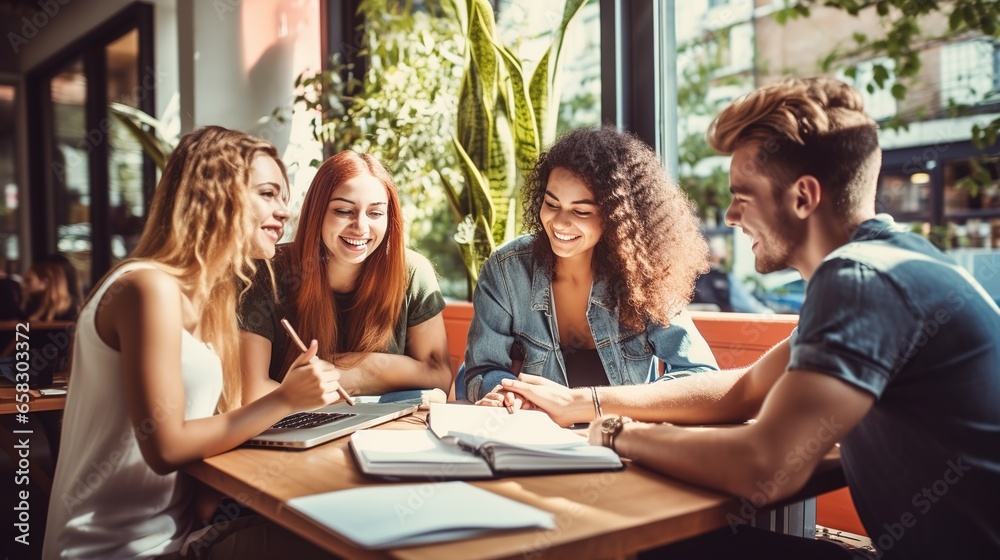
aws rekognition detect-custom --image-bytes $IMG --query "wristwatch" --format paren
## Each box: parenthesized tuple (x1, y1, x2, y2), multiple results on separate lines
(600, 415, 632, 452)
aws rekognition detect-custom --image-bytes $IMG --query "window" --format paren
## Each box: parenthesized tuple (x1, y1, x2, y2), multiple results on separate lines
(877, 172, 931, 219)
(940, 39, 997, 108)
(837, 58, 897, 121)
(0, 83, 19, 275)
(27, 4, 154, 288)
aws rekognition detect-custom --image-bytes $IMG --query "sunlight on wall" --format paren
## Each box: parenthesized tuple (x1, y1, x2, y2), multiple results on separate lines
(239, 0, 322, 240)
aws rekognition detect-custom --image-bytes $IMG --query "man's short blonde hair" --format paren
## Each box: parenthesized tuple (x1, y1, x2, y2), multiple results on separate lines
(707, 77, 881, 217)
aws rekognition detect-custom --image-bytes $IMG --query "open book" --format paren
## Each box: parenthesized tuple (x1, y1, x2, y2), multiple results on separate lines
(350, 404, 622, 479)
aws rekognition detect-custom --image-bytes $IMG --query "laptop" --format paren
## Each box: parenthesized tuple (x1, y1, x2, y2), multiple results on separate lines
(247, 402, 418, 449)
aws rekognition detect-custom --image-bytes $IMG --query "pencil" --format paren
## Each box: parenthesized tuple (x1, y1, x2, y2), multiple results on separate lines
(280, 318, 356, 406)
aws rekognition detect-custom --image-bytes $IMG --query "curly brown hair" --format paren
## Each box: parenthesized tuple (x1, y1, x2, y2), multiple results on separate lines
(522, 126, 708, 331)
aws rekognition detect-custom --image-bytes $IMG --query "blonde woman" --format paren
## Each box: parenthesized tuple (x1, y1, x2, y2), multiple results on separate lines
(43, 126, 341, 559)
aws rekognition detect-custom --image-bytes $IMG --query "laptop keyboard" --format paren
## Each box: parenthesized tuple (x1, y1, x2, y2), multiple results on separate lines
(270, 411, 357, 430)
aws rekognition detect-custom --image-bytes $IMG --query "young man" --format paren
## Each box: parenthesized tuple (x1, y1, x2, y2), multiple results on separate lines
(499, 78, 1000, 559)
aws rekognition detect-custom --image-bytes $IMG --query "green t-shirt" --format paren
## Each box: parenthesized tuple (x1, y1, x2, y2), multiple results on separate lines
(239, 244, 446, 381)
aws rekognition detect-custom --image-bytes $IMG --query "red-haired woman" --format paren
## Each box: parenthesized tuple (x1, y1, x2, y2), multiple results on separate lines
(239, 151, 452, 402)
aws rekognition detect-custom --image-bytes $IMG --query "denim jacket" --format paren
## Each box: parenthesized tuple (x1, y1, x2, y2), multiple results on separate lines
(464, 235, 718, 401)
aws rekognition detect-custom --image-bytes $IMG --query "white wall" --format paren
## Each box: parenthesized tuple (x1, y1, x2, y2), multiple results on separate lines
(185, 0, 320, 149)
(181, 0, 323, 221)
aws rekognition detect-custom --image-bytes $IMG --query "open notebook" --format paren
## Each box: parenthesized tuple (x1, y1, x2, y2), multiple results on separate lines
(350, 404, 623, 479)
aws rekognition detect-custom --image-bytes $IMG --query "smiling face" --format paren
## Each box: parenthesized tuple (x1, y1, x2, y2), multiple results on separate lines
(725, 144, 805, 274)
(321, 171, 389, 269)
(248, 155, 290, 259)
(539, 167, 604, 264)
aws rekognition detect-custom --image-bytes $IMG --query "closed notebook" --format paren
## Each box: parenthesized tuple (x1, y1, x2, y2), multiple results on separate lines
(350, 404, 623, 479)
(285, 481, 555, 549)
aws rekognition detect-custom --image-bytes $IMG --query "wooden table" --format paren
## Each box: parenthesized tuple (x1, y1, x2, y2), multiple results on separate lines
(0, 387, 68, 414)
(0, 320, 76, 331)
(185, 412, 845, 559)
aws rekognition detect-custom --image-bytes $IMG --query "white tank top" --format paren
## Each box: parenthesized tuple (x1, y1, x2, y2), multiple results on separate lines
(43, 263, 224, 559)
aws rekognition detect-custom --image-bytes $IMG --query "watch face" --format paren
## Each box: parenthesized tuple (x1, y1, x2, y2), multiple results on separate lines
(601, 417, 619, 434)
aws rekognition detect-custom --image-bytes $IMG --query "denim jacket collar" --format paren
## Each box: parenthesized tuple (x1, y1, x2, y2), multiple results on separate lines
(852, 214, 900, 243)
(529, 265, 616, 315)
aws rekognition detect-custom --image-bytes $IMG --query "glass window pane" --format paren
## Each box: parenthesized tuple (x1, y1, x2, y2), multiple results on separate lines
(944, 158, 1000, 215)
(50, 58, 91, 288)
(0, 84, 19, 278)
(877, 172, 931, 217)
(106, 29, 145, 264)
(940, 39, 996, 107)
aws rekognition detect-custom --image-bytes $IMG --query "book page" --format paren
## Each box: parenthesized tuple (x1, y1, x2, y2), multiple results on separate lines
(428, 404, 586, 449)
(351, 430, 493, 479)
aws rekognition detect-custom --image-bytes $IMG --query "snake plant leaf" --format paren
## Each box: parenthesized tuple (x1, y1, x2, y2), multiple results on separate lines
(454, 214, 481, 284)
(457, 0, 500, 172)
(528, 0, 587, 146)
(452, 134, 494, 229)
(494, 41, 540, 174)
(503, 196, 518, 244)
(444, 0, 468, 35)
(489, 109, 515, 241)
(108, 102, 176, 170)
(454, 213, 496, 284)
(438, 168, 465, 224)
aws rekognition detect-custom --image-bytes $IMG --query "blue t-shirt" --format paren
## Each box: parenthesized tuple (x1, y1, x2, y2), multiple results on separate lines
(788, 216, 1000, 560)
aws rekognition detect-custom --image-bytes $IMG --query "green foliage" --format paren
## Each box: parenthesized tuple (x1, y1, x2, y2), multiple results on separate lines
(285, 0, 586, 298)
(789, 0, 998, 126)
(783, 0, 1000, 193)
(288, 1, 464, 228)
(284, 1, 469, 297)
(107, 102, 177, 170)
(442, 0, 587, 293)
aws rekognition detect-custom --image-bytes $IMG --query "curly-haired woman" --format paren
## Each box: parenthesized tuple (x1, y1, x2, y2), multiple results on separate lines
(465, 126, 718, 416)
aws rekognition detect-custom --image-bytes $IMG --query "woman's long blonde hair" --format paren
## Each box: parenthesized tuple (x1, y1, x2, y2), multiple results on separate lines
(92, 126, 285, 412)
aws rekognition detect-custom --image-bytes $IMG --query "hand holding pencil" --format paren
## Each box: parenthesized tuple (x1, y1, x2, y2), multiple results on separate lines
(281, 318, 355, 406)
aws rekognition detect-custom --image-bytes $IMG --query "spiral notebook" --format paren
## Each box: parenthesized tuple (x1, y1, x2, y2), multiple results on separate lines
(350, 404, 623, 479)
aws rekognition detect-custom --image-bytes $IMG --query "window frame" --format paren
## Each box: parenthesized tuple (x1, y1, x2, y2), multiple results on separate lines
(25, 2, 155, 286)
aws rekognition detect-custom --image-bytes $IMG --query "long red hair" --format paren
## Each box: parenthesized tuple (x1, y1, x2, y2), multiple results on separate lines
(286, 151, 407, 370)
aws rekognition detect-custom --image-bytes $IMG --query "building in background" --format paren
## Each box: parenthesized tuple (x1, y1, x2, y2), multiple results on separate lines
(675, 0, 1000, 309)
